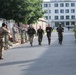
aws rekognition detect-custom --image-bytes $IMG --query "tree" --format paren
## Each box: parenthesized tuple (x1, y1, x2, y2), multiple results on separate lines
(0, 0, 44, 24)
(0, 0, 27, 22)
(26, 0, 44, 24)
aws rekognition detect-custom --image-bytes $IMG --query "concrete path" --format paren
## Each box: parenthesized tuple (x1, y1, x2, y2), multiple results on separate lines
(0, 28, 76, 75)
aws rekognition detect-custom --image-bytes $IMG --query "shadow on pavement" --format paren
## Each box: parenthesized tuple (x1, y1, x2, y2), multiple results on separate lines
(0, 59, 36, 67)
(21, 31, 76, 75)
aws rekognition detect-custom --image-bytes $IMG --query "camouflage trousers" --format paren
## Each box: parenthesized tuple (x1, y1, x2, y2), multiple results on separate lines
(0, 38, 3, 58)
(29, 36, 34, 42)
(47, 34, 51, 45)
(58, 33, 63, 45)
(29, 35, 34, 46)
(38, 36, 43, 45)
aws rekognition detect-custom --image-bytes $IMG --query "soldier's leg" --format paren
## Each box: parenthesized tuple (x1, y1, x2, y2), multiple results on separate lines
(29, 36, 31, 44)
(30, 36, 33, 46)
(0, 39, 3, 59)
(38, 36, 40, 45)
(0, 40, 3, 59)
(58, 34, 60, 44)
(61, 35, 63, 44)
(41, 36, 43, 42)
(39, 36, 42, 45)
(4, 42, 9, 50)
(47, 35, 51, 45)
(48, 37, 51, 45)
(4, 35, 9, 50)
(0, 45, 3, 59)
(59, 34, 63, 45)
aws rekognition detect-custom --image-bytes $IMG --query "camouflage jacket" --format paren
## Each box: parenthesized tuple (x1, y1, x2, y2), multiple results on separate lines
(0, 27, 9, 38)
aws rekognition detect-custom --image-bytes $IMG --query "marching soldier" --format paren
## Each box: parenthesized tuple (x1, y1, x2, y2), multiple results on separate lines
(74, 25, 76, 41)
(4, 25, 10, 50)
(37, 26, 44, 45)
(0, 23, 10, 60)
(46, 24, 53, 45)
(56, 23, 64, 45)
(27, 25, 36, 46)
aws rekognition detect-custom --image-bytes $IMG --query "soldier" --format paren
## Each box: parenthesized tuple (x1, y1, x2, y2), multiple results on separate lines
(12, 24, 17, 43)
(0, 23, 9, 59)
(37, 26, 44, 45)
(74, 25, 76, 41)
(56, 23, 64, 45)
(27, 25, 36, 46)
(4, 25, 10, 50)
(46, 24, 53, 45)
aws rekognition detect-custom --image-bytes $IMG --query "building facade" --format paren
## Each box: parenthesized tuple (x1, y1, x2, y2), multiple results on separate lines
(42, 0, 76, 27)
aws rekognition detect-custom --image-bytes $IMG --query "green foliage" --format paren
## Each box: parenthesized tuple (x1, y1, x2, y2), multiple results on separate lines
(0, 0, 44, 24)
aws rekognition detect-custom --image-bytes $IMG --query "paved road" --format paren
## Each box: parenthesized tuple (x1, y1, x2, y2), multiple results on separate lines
(0, 28, 76, 75)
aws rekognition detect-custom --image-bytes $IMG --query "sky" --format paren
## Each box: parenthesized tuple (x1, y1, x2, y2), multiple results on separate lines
(43, 0, 76, 1)
(43, 0, 50, 1)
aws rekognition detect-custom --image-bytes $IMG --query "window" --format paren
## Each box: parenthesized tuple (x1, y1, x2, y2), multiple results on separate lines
(55, 16, 58, 20)
(49, 16, 51, 19)
(45, 16, 48, 20)
(60, 9, 64, 13)
(49, 10, 51, 13)
(60, 16, 64, 19)
(71, 3, 75, 7)
(71, 9, 75, 13)
(49, 4, 51, 7)
(55, 10, 59, 13)
(66, 22, 69, 25)
(60, 3, 64, 7)
(65, 3, 69, 7)
(44, 4, 48, 7)
(55, 22, 59, 27)
(65, 9, 69, 13)
(71, 22, 75, 25)
(54, 3, 58, 7)
(66, 15, 69, 19)
(71, 15, 75, 19)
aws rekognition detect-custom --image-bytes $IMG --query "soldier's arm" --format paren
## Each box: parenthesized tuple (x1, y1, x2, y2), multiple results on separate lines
(2, 27, 10, 33)
(56, 28, 58, 32)
(42, 30, 44, 34)
(34, 29, 36, 34)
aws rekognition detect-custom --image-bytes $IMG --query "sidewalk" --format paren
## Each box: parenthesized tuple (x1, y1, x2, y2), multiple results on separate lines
(9, 43, 20, 48)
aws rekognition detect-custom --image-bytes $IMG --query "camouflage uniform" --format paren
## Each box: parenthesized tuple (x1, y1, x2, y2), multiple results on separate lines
(46, 26, 53, 45)
(27, 27, 36, 46)
(37, 27, 44, 45)
(56, 24, 64, 45)
(4, 31, 9, 50)
(74, 25, 76, 40)
(0, 26, 9, 59)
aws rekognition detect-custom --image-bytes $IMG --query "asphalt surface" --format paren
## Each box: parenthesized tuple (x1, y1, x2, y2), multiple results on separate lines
(0, 28, 76, 75)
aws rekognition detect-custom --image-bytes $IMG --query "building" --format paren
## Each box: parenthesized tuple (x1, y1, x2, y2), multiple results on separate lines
(42, 0, 76, 27)
(32, 18, 47, 31)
